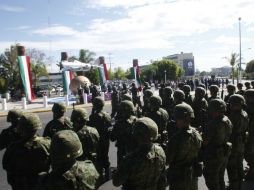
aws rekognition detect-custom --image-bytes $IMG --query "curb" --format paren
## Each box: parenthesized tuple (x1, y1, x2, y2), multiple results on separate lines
(0, 101, 111, 117)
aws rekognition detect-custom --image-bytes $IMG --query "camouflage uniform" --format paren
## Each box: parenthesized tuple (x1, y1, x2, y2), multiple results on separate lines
(245, 82, 251, 90)
(192, 87, 208, 131)
(227, 95, 248, 190)
(203, 99, 232, 190)
(110, 100, 137, 166)
(143, 82, 151, 92)
(142, 89, 153, 116)
(43, 103, 73, 138)
(183, 85, 193, 106)
(244, 89, 254, 180)
(162, 87, 174, 120)
(130, 83, 140, 107)
(224, 84, 236, 103)
(208, 85, 220, 102)
(166, 104, 202, 190)
(37, 130, 99, 190)
(3, 113, 51, 190)
(0, 109, 23, 150)
(120, 83, 128, 100)
(111, 86, 120, 118)
(112, 117, 167, 190)
(147, 96, 169, 149)
(173, 90, 185, 105)
(88, 97, 111, 182)
(236, 83, 245, 96)
(71, 108, 100, 163)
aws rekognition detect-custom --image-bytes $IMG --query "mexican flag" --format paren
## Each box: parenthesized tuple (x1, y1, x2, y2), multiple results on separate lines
(98, 63, 108, 85)
(131, 66, 141, 88)
(17, 56, 35, 101)
(63, 70, 73, 95)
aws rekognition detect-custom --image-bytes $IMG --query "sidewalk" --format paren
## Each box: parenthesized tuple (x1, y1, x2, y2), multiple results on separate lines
(0, 98, 111, 117)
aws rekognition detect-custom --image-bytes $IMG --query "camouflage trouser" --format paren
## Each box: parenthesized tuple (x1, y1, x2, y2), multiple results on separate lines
(203, 156, 228, 190)
(168, 167, 192, 190)
(227, 154, 244, 190)
(244, 141, 254, 179)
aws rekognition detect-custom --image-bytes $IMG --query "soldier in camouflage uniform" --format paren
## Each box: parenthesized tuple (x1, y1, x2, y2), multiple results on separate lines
(226, 95, 248, 190)
(224, 84, 236, 103)
(143, 82, 151, 92)
(112, 117, 167, 190)
(251, 81, 254, 89)
(147, 95, 169, 149)
(122, 93, 132, 101)
(3, 113, 51, 190)
(142, 89, 153, 116)
(130, 82, 141, 107)
(110, 100, 137, 166)
(88, 97, 111, 182)
(162, 86, 174, 120)
(244, 89, 254, 180)
(111, 86, 120, 118)
(203, 99, 232, 190)
(166, 103, 202, 190)
(245, 82, 251, 90)
(37, 130, 99, 190)
(192, 87, 208, 131)
(208, 85, 220, 102)
(43, 102, 73, 138)
(183, 85, 193, 106)
(71, 108, 100, 163)
(173, 90, 185, 105)
(0, 109, 23, 150)
(120, 83, 128, 100)
(236, 83, 245, 96)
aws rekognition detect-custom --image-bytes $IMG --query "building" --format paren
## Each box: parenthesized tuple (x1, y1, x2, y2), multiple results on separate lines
(164, 52, 195, 77)
(211, 66, 231, 77)
(38, 72, 63, 89)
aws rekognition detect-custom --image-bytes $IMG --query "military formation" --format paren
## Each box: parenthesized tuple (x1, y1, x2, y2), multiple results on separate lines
(0, 80, 254, 190)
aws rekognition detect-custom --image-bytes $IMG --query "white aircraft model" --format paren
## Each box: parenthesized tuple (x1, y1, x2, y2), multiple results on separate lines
(60, 58, 103, 71)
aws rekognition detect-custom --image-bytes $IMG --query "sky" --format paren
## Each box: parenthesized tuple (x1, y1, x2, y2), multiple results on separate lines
(0, 0, 254, 72)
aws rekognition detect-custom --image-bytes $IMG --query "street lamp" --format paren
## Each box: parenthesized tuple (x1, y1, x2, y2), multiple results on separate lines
(164, 70, 166, 83)
(238, 17, 242, 83)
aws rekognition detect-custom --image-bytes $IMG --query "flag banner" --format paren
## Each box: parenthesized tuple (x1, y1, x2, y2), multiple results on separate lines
(98, 63, 108, 85)
(17, 56, 35, 101)
(131, 66, 141, 88)
(63, 70, 73, 95)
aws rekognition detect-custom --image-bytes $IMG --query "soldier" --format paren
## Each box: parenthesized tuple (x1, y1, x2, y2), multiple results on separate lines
(43, 102, 73, 138)
(192, 87, 208, 131)
(244, 89, 254, 180)
(112, 117, 166, 190)
(159, 83, 165, 99)
(224, 84, 236, 103)
(183, 85, 193, 106)
(71, 108, 100, 163)
(37, 130, 99, 190)
(208, 85, 220, 102)
(120, 83, 128, 100)
(227, 95, 248, 190)
(0, 109, 23, 150)
(143, 82, 151, 92)
(142, 89, 153, 116)
(203, 99, 232, 190)
(166, 103, 202, 190)
(251, 81, 254, 89)
(91, 85, 101, 101)
(147, 95, 169, 149)
(110, 100, 137, 165)
(121, 93, 132, 102)
(245, 82, 251, 90)
(162, 86, 174, 120)
(130, 82, 140, 107)
(173, 90, 185, 105)
(236, 83, 245, 96)
(111, 86, 120, 118)
(3, 113, 51, 190)
(88, 97, 111, 182)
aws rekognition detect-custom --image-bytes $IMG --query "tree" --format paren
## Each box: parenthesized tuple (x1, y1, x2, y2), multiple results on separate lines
(114, 67, 126, 80)
(226, 53, 239, 84)
(108, 69, 114, 80)
(84, 68, 100, 85)
(27, 49, 49, 88)
(79, 49, 96, 63)
(140, 64, 158, 82)
(0, 78, 8, 96)
(245, 60, 254, 79)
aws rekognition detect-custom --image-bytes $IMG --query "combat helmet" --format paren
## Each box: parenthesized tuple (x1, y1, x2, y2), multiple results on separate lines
(173, 103, 195, 119)
(92, 97, 105, 108)
(164, 87, 173, 96)
(149, 95, 162, 107)
(183, 85, 191, 94)
(209, 85, 219, 93)
(244, 89, 254, 104)
(173, 90, 185, 102)
(122, 94, 132, 101)
(133, 117, 158, 144)
(19, 113, 42, 131)
(52, 102, 66, 113)
(119, 100, 135, 116)
(50, 130, 83, 166)
(71, 108, 89, 123)
(7, 109, 23, 123)
(144, 89, 153, 98)
(208, 99, 227, 113)
(195, 87, 206, 97)
(229, 94, 245, 106)
(226, 84, 236, 92)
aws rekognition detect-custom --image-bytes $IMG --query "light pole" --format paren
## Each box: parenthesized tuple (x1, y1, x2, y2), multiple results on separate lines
(164, 70, 166, 83)
(238, 17, 242, 83)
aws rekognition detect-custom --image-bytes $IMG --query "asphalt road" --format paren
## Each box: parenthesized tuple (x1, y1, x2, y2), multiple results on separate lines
(0, 105, 253, 190)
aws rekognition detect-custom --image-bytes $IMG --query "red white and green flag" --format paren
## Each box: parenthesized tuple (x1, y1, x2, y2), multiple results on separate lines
(63, 70, 73, 95)
(131, 66, 141, 88)
(98, 63, 108, 85)
(17, 56, 35, 101)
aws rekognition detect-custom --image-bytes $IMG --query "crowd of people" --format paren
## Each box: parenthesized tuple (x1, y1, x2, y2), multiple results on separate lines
(0, 79, 254, 190)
